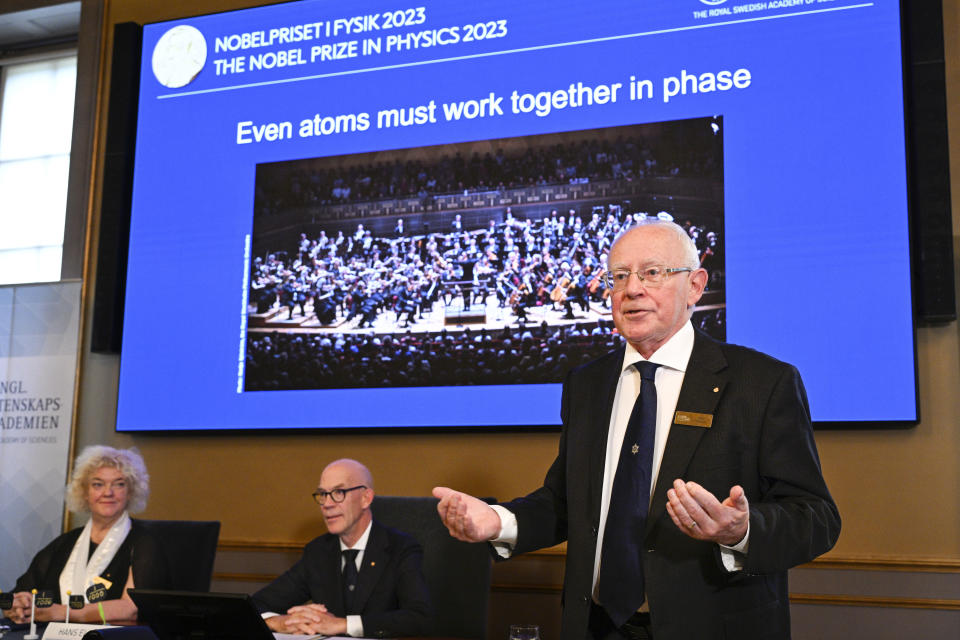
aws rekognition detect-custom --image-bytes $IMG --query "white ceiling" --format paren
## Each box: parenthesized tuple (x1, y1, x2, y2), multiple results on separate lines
(0, 2, 80, 48)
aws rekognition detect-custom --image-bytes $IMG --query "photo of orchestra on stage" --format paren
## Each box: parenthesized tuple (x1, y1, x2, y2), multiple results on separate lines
(244, 118, 725, 391)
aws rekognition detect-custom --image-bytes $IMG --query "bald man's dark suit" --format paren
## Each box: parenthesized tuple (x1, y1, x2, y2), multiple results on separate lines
(251, 520, 431, 638)
(501, 329, 840, 640)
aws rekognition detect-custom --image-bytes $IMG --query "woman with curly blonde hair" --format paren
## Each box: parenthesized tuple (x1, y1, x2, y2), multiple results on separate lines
(3, 446, 170, 624)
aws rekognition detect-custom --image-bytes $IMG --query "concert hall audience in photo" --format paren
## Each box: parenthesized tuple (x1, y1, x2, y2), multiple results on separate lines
(245, 307, 724, 390)
(245, 322, 620, 390)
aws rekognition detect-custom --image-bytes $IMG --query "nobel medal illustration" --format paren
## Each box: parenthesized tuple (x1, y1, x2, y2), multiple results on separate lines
(152, 24, 207, 88)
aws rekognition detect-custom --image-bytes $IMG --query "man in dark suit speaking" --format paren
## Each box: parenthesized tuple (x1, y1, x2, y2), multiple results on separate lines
(434, 221, 840, 640)
(254, 459, 431, 637)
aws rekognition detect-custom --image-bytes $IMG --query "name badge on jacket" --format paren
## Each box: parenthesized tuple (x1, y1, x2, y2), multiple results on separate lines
(674, 411, 713, 428)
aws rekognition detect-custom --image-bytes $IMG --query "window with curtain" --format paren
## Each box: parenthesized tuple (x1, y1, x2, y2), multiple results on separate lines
(0, 55, 77, 285)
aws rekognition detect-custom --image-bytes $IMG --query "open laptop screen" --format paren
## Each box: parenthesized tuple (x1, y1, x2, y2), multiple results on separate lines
(128, 589, 275, 640)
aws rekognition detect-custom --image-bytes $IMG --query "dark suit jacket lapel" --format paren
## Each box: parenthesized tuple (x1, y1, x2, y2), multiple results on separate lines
(353, 521, 388, 612)
(320, 534, 346, 615)
(588, 347, 626, 527)
(647, 331, 728, 532)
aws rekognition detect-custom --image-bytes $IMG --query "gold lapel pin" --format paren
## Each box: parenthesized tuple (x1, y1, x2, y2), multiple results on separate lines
(713, 387, 719, 393)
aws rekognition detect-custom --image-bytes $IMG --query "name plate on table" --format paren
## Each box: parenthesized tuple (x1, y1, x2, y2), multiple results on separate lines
(41, 622, 118, 639)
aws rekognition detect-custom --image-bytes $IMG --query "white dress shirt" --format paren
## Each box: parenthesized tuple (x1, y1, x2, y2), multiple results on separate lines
(340, 521, 373, 637)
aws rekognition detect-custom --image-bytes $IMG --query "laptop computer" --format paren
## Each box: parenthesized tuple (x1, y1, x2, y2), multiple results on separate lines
(128, 589, 276, 640)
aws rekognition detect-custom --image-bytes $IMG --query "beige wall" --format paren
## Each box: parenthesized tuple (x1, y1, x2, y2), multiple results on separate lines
(74, 0, 960, 567)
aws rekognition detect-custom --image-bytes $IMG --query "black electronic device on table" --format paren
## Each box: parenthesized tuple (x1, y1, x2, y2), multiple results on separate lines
(127, 590, 275, 640)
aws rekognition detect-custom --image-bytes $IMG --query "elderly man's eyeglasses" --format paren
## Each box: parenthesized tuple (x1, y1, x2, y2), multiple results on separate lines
(312, 485, 366, 504)
(603, 266, 692, 290)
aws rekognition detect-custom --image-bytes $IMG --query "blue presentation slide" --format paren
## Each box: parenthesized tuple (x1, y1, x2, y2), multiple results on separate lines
(117, 0, 916, 430)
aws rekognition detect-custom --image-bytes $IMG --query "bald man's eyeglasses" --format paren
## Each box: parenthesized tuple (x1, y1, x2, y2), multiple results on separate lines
(604, 266, 692, 290)
(312, 485, 366, 504)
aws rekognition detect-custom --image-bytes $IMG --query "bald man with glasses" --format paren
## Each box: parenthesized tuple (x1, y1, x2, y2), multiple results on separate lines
(253, 459, 431, 637)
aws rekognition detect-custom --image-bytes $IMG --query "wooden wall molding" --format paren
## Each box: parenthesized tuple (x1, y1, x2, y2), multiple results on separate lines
(218, 539, 304, 553)
(213, 571, 960, 613)
(804, 555, 960, 573)
(214, 571, 276, 583)
(217, 539, 960, 574)
(216, 539, 568, 554)
(790, 593, 960, 612)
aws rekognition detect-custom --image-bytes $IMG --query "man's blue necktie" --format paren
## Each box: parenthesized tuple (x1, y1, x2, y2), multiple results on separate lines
(598, 360, 660, 627)
(342, 549, 360, 614)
